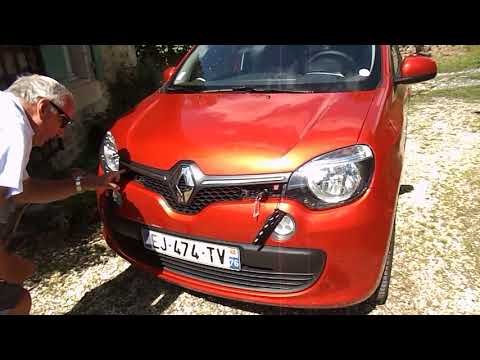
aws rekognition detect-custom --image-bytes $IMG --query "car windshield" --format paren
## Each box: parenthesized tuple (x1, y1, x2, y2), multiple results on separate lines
(169, 45, 381, 93)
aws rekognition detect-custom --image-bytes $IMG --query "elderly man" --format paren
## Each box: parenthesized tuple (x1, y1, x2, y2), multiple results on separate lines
(0, 74, 123, 315)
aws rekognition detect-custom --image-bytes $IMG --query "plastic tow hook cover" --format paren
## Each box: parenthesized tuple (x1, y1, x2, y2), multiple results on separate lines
(252, 209, 287, 248)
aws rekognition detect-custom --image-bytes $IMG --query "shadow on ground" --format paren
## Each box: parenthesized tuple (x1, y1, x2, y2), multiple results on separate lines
(18, 223, 114, 289)
(67, 266, 182, 314)
(65, 264, 375, 315)
(181, 288, 376, 315)
(7, 192, 117, 289)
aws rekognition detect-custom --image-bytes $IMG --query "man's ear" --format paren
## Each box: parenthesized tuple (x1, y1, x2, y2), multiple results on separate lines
(36, 98, 51, 119)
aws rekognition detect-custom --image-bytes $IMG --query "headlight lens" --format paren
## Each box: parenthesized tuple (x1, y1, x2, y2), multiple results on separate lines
(286, 145, 374, 209)
(100, 131, 119, 173)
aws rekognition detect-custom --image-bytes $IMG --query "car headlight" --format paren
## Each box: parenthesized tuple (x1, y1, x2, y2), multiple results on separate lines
(100, 131, 119, 173)
(286, 145, 374, 209)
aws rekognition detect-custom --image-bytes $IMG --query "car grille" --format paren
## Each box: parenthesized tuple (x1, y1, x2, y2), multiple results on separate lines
(156, 255, 317, 291)
(134, 174, 283, 215)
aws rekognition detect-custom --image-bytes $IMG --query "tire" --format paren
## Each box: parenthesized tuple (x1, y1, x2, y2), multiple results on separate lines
(368, 222, 396, 306)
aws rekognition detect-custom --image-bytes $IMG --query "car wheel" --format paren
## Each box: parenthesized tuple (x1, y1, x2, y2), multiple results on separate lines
(368, 221, 396, 306)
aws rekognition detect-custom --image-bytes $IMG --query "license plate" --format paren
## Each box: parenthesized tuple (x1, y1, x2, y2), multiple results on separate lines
(142, 229, 241, 271)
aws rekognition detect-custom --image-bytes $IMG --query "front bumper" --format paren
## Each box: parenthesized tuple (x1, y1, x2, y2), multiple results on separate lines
(106, 207, 326, 293)
(98, 174, 396, 308)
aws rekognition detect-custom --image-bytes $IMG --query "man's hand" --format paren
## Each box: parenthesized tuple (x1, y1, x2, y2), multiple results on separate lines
(81, 170, 126, 192)
(12, 170, 127, 205)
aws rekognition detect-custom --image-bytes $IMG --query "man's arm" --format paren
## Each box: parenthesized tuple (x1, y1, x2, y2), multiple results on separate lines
(11, 171, 124, 205)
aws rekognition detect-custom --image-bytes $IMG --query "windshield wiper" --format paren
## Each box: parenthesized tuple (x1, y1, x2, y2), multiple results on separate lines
(201, 86, 314, 93)
(164, 85, 206, 92)
(166, 85, 314, 94)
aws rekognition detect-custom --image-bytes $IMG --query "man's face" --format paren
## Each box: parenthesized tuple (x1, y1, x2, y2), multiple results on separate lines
(34, 97, 75, 146)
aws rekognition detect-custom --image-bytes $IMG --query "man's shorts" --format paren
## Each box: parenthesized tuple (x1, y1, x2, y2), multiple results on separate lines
(0, 281, 24, 314)
(1, 220, 25, 314)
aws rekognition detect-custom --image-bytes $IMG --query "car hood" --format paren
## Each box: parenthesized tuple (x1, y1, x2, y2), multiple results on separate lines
(116, 91, 377, 175)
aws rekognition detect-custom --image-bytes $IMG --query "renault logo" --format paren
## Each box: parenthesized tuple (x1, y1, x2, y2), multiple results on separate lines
(174, 165, 196, 204)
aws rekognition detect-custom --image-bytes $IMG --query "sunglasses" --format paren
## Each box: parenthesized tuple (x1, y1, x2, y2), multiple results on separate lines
(49, 101, 73, 128)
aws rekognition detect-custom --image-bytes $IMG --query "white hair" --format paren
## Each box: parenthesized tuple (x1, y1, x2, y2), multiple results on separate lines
(6, 74, 74, 109)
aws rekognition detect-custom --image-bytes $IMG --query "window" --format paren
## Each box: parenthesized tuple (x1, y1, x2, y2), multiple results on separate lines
(0, 46, 44, 90)
(63, 45, 96, 81)
(171, 45, 382, 93)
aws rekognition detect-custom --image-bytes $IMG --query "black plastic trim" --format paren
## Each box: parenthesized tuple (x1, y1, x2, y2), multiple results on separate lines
(394, 72, 437, 85)
(252, 209, 286, 247)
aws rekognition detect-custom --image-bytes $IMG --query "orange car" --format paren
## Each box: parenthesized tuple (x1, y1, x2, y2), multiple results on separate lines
(97, 45, 436, 309)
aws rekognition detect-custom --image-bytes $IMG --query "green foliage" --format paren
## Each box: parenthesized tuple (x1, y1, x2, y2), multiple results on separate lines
(106, 63, 159, 120)
(135, 45, 193, 69)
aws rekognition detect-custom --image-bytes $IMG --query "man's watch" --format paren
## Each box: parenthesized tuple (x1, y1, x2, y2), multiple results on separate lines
(74, 175, 84, 193)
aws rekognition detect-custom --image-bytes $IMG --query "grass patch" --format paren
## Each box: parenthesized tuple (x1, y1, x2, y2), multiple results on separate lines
(411, 85, 480, 105)
(434, 45, 480, 73)
(464, 72, 480, 81)
(428, 85, 480, 101)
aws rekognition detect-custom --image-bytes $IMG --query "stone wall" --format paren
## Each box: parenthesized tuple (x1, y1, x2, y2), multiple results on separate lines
(50, 81, 110, 170)
(99, 45, 137, 83)
(46, 46, 137, 171)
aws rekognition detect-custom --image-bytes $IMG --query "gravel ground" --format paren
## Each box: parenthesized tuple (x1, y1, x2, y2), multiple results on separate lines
(21, 70, 480, 315)
(413, 68, 480, 93)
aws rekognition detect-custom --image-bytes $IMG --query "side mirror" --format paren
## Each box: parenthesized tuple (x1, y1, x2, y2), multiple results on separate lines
(394, 55, 437, 85)
(163, 66, 176, 82)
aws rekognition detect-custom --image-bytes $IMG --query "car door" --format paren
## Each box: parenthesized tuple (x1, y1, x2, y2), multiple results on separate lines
(389, 45, 409, 157)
